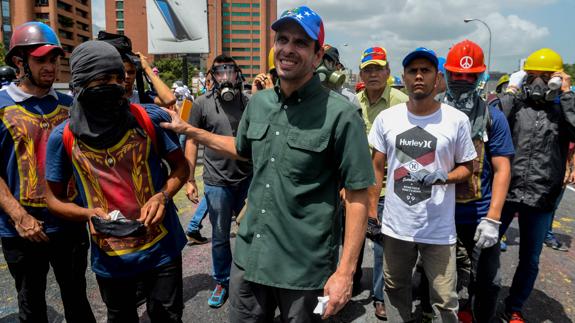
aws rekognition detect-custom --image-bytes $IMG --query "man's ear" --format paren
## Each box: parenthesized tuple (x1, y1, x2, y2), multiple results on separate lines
(11, 56, 25, 76)
(312, 46, 325, 69)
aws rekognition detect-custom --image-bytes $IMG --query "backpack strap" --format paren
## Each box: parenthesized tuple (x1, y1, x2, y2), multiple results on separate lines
(62, 105, 158, 158)
(62, 122, 74, 157)
(129, 103, 158, 153)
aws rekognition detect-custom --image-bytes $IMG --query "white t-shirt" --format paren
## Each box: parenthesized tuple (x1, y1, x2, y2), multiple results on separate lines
(368, 103, 477, 245)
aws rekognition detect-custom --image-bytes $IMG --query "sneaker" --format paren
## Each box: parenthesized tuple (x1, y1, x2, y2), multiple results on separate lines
(373, 300, 387, 320)
(544, 237, 569, 252)
(208, 284, 228, 308)
(500, 240, 508, 252)
(505, 311, 525, 323)
(186, 231, 208, 244)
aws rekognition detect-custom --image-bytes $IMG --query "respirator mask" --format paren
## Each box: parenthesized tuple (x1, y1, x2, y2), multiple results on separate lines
(211, 64, 241, 102)
(524, 73, 561, 103)
(317, 57, 346, 90)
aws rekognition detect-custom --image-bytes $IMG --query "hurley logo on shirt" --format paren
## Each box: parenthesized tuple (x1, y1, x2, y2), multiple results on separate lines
(398, 138, 434, 149)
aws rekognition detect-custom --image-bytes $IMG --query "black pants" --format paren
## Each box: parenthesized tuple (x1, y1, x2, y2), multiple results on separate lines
(1, 229, 95, 323)
(229, 262, 325, 323)
(96, 256, 183, 323)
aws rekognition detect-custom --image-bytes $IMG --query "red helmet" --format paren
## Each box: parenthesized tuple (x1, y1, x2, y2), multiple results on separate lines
(355, 81, 365, 93)
(444, 39, 486, 74)
(5, 22, 64, 67)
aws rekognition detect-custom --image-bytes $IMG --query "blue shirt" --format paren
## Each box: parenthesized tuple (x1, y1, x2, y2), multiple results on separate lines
(45, 104, 186, 278)
(455, 104, 515, 224)
(0, 85, 82, 237)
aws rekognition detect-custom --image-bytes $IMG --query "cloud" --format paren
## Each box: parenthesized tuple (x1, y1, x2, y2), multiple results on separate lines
(278, 0, 551, 73)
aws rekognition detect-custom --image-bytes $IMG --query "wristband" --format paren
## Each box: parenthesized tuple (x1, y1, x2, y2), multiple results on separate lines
(159, 190, 170, 205)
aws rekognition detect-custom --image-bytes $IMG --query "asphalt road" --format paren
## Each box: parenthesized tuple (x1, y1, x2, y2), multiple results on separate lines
(1, 187, 574, 323)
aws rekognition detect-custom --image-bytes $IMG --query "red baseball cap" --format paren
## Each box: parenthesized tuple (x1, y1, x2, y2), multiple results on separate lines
(28, 44, 64, 57)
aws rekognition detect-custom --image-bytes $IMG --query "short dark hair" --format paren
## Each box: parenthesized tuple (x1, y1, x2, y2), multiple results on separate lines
(212, 54, 236, 66)
(273, 34, 321, 53)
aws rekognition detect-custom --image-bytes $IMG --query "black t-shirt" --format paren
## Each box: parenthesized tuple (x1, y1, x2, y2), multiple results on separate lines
(189, 92, 252, 186)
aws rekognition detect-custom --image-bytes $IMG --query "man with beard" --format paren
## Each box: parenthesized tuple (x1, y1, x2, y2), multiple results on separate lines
(367, 47, 476, 323)
(44, 40, 189, 323)
(0, 22, 95, 323)
(160, 6, 374, 321)
(442, 40, 514, 323)
(497, 48, 575, 323)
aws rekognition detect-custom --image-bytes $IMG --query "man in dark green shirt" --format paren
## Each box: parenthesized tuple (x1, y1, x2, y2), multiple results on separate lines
(161, 6, 374, 322)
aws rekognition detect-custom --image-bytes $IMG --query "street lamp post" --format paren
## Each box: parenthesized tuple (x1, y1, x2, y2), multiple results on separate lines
(464, 18, 492, 76)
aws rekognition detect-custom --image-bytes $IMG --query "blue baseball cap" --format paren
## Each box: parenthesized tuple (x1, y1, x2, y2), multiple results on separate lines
(271, 6, 325, 47)
(402, 47, 439, 68)
(437, 57, 446, 74)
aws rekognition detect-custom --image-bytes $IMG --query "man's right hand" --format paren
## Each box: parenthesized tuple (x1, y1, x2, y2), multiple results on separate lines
(88, 208, 110, 236)
(251, 73, 273, 94)
(14, 213, 49, 242)
(186, 181, 199, 204)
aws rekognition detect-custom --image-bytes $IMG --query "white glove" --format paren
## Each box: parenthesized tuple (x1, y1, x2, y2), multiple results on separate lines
(508, 70, 527, 89)
(474, 217, 501, 249)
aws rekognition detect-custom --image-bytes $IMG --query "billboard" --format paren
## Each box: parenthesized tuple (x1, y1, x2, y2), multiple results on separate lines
(147, 0, 209, 54)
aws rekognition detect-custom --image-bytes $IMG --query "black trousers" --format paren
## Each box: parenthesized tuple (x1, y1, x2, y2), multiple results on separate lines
(229, 262, 325, 323)
(1, 229, 95, 323)
(96, 255, 184, 323)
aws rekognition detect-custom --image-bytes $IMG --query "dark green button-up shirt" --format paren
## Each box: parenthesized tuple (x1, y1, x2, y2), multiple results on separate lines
(234, 75, 375, 290)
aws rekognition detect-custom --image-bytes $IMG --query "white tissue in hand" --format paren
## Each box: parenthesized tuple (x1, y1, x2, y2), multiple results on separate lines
(108, 210, 127, 222)
(313, 296, 329, 315)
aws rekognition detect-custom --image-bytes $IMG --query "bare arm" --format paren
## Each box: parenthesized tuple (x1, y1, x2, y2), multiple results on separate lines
(445, 161, 473, 184)
(184, 138, 200, 203)
(137, 52, 177, 107)
(367, 149, 386, 218)
(46, 180, 105, 223)
(323, 188, 369, 318)
(140, 149, 189, 227)
(486, 156, 511, 221)
(0, 177, 49, 242)
(160, 107, 248, 161)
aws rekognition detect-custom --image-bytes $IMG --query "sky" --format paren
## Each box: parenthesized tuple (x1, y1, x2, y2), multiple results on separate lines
(91, 0, 575, 75)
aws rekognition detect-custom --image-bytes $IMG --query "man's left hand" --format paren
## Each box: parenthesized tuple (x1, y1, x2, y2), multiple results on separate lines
(322, 270, 353, 319)
(160, 107, 190, 134)
(140, 192, 167, 227)
(553, 71, 572, 93)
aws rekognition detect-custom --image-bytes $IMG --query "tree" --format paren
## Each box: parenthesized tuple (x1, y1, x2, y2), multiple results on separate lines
(153, 57, 200, 87)
(0, 43, 5, 65)
(563, 63, 575, 83)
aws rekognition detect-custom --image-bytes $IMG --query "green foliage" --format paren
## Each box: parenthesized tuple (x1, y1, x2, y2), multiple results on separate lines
(0, 43, 5, 65)
(563, 64, 575, 82)
(153, 57, 200, 87)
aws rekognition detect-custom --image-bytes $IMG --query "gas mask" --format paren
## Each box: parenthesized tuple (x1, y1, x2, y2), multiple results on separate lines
(211, 64, 241, 102)
(524, 75, 560, 103)
(316, 57, 346, 91)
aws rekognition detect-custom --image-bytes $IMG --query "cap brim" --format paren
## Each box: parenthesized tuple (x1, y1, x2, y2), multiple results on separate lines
(272, 17, 318, 41)
(403, 52, 438, 68)
(360, 60, 387, 70)
(28, 45, 64, 57)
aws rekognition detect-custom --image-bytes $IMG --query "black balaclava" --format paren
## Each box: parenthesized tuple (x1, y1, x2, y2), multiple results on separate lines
(69, 41, 136, 149)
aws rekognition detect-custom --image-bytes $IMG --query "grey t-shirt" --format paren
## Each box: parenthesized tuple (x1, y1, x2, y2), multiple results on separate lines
(189, 91, 252, 186)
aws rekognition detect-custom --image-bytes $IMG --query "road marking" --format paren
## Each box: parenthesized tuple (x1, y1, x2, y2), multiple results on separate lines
(567, 185, 575, 193)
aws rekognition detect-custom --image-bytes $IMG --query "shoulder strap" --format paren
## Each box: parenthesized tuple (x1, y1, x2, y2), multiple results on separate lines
(129, 103, 158, 153)
(62, 122, 74, 157)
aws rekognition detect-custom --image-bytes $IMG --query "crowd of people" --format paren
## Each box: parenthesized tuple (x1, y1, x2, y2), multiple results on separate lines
(0, 5, 573, 323)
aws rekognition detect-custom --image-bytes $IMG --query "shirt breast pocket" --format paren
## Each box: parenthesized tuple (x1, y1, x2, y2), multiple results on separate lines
(246, 122, 269, 167)
(282, 128, 330, 180)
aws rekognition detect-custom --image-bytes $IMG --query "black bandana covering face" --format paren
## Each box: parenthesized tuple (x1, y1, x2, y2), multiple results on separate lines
(69, 41, 136, 149)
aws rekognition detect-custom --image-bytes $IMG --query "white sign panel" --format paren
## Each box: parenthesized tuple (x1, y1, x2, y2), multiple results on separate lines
(147, 0, 209, 54)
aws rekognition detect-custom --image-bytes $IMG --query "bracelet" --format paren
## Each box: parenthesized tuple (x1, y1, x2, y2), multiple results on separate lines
(159, 190, 170, 205)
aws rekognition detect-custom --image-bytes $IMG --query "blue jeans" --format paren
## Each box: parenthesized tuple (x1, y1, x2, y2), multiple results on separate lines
(204, 179, 250, 287)
(373, 197, 385, 302)
(499, 202, 553, 313)
(545, 187, 565, 241)
(186, 198, 208, 234)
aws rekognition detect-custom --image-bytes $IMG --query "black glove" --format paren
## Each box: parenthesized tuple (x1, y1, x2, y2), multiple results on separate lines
(366, 217, 383, 245)
(91, 216, 146, 237)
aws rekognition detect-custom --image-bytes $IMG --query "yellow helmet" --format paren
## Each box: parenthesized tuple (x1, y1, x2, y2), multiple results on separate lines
(496, 74, 510, 88)
(268, 47, 275, 72)
(523, 48, 563, 72)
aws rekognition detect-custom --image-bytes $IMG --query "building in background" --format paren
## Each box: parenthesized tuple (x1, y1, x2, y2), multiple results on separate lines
(106, 0, 276, 81)
(207, 0, 276, 80)
(0, 0, 92, 82)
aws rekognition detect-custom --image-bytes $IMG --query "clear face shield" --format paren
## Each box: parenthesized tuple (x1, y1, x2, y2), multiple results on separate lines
(211, 64, 239, 101)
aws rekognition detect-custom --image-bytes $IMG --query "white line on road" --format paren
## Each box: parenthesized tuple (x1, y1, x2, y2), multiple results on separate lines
(567, 185, 575, 193)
